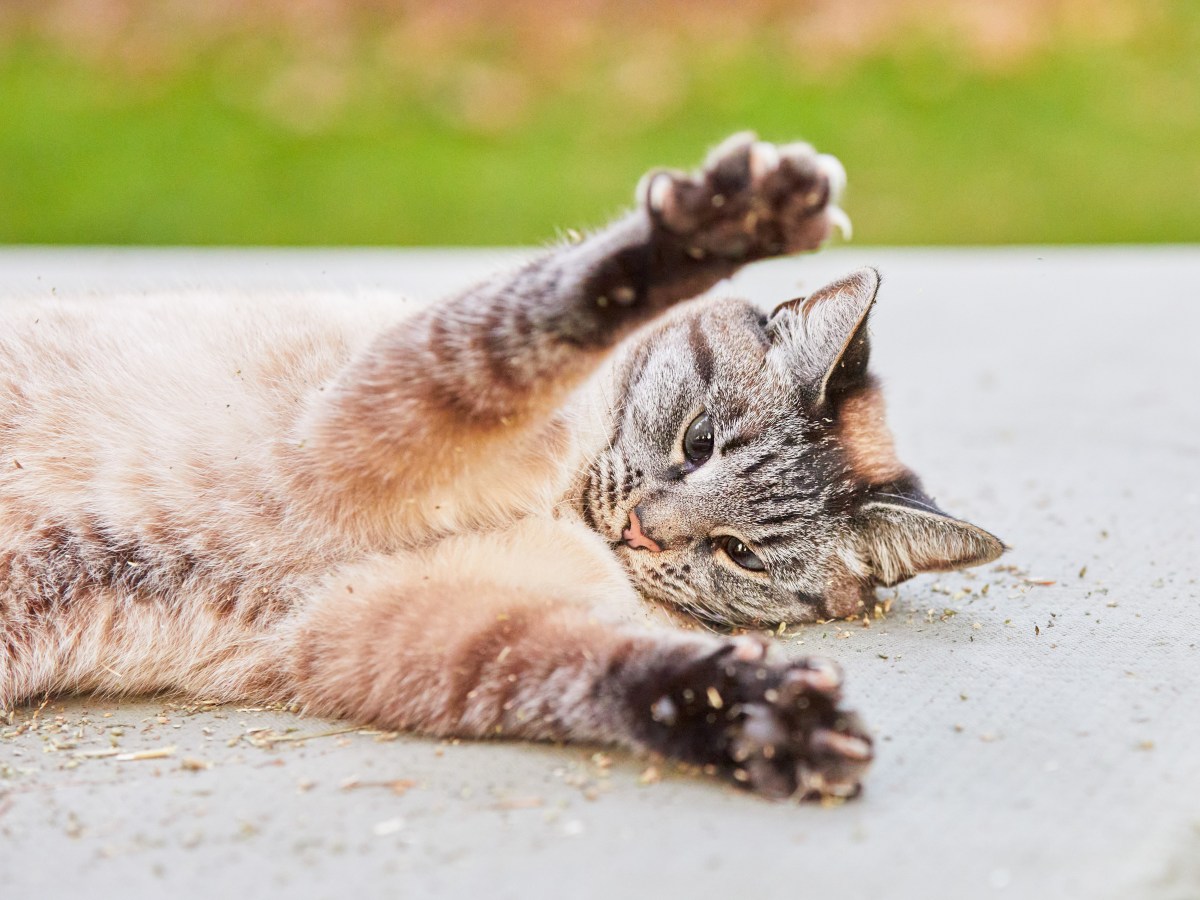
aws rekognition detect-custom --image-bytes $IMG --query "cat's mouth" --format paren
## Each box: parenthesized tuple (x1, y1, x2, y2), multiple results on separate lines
(576, 466, 661, 550)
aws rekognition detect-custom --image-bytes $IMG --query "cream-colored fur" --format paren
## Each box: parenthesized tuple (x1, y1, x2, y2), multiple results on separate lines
(0, 135, 909, 798)
(0, 290, 651, 700)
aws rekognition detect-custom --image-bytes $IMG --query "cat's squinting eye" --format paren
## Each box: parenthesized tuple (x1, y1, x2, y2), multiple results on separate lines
(715, 536, 766, 572)
(682, 412, 714, 466)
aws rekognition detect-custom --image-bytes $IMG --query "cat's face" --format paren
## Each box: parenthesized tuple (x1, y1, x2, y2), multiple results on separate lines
(575, 268, 1004, 627)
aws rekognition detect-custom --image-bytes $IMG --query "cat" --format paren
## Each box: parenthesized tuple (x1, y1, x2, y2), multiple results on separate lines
(0, 133, 1004, 800)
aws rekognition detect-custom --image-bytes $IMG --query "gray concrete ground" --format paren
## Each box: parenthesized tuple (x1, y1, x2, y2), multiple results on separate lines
(0, 247, 1197, 899)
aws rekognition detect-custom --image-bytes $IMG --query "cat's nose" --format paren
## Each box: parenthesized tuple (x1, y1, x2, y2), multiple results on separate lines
(622, 506, 663, 553)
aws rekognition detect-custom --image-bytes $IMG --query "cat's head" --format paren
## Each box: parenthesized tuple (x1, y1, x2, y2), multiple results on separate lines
(575, 267, 1005, 626)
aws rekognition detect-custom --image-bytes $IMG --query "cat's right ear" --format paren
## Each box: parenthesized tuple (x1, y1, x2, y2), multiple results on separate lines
(856, 498, 1007, 586)
(767, 267, 881, 410)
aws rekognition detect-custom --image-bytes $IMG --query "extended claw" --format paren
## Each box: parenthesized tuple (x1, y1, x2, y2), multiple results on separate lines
(815, 152, 847, 203)
(780, 658, 843, 697)
(811, 728, 874, 762)
(827, 205, 853, 240)
(748, 141, 783, 181)
(643, 171, 677, 215)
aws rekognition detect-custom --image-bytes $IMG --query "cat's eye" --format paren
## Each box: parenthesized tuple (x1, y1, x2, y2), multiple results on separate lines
(716, 536, 766, 572)
(682, 412, 714, 466)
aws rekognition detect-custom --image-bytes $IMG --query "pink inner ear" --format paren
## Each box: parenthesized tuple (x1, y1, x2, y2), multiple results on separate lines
(768, 294, 808, 320)
(861, 501, 1006, 585)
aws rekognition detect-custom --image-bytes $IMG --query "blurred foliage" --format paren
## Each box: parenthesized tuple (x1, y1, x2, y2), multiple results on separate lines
(0, 0, 1197, 245)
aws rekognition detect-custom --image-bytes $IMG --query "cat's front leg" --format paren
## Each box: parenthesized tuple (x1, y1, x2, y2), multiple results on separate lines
(283, 525, 872, 800)
(291, 591, 871, 800)
(471, 131, 851, 363)
(299, 134, 848, 535)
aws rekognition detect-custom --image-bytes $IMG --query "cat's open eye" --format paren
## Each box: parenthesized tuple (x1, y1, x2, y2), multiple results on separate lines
(682, 412, 714, 466)
(716, 536, 766, 572)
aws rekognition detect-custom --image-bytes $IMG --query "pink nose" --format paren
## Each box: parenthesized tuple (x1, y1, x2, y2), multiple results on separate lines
(622, 507, 663, 553)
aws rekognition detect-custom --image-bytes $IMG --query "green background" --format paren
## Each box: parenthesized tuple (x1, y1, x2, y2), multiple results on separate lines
(2, 1, 1197, 246)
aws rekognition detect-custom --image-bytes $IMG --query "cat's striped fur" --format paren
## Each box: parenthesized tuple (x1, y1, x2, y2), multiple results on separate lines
(0, 134, 1002, 798)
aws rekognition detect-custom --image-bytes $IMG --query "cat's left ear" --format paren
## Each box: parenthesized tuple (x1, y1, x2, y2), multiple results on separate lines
(768, 267, 880, 410)
(856, 497, 1006, 586)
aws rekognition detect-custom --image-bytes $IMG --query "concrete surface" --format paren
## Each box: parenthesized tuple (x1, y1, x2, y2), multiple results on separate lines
(0, 246, 1197, 900)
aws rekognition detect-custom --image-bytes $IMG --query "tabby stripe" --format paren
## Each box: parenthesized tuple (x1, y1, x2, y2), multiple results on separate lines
(427, 311, 457, 367)
(579, 466, 599, 530)
(481, 304, 522, 389)
(511, 303, 535, 342)
(748, 492, 810, 507)
(719, 430, 758, 456)
(447, 609, 534, 728)
(740, 453, 776, 476)
(754, 512, 796, 527)
(609, 340, 654, 448)
(750, 531, 796, 550)
(603, 456, 618, 515)
(688, 317, 715, 386)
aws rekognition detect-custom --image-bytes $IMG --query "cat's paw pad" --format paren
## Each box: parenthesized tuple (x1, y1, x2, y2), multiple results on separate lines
(635, 640, 873, 800)
(639, 132, 851, 261)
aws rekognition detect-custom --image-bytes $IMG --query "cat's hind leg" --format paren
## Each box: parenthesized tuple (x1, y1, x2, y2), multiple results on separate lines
(281, 519, 872, 799)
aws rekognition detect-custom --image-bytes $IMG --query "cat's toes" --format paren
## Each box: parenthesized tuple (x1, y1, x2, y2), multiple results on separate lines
(631, 643, 873, 800)
(728, 659, 873, 800)
(640, 132, 851, 261)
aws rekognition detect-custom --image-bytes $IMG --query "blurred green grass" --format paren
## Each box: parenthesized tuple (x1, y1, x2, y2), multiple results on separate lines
(0, 5, 1197, 245)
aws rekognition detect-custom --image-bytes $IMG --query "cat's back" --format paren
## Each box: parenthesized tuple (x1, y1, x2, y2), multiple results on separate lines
(1, 290, 399, 444)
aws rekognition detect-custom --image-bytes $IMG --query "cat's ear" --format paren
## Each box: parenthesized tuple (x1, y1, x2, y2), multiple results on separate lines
(856, 497, 1006, 586)
(768, 267, 880, 409)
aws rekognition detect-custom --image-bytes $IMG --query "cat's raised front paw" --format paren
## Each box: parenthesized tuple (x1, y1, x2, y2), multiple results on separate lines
(640, 132, 851, 262)
(629, 637, 872, 800)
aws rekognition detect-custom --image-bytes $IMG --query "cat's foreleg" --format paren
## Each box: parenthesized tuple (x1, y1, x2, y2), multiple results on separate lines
(283, 522, 872, 800)
(298, 135, 848, 528)
(414, 131, 851, 411)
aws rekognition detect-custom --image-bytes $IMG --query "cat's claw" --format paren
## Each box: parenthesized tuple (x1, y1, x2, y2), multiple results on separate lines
(815, 152, 847, 203)
(631, 643, 872, 800)
(640, 131, 851, 260)
(827, 205, 853, 241)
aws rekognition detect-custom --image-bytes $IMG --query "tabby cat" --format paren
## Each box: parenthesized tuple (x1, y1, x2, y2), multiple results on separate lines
(0, 134, 1003, 799)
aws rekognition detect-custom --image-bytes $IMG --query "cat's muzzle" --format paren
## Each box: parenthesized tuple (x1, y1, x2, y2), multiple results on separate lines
(621, 506, 663, 553)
